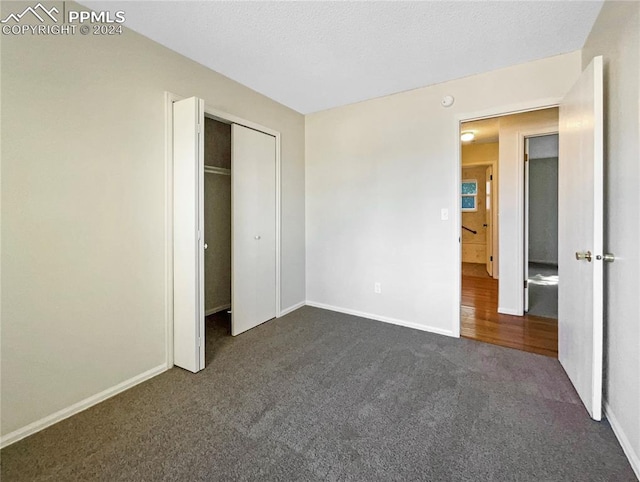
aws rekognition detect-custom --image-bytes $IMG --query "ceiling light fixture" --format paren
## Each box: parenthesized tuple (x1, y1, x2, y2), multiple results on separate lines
(460, 131, 475, 142)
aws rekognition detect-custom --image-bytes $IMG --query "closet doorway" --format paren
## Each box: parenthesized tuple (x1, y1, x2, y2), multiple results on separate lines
(524, 134, 559, 319)
(169, 94, 281, 373)
(203, 118, 232, 321)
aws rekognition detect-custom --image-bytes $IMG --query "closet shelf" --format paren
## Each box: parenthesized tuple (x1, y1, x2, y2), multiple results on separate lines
(204, 166, 231, 176)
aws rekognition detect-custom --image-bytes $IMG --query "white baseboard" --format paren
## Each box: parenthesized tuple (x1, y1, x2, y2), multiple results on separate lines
(498, 307, 521, 316)
(306, 301, 455, 338)
(279, 300, 306, 317)
(0, 363, 167, 449)
(604, 402, 640, 480)
(205, 304, 231, 316)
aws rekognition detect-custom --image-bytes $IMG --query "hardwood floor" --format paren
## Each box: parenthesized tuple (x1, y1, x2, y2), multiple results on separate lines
(461, 269, 558, 358)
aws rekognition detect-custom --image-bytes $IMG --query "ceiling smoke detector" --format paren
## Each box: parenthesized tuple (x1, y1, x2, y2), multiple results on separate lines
(441, 95, 455, 107)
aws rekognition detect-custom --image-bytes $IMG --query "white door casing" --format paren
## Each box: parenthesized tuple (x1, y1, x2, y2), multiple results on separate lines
(231, 124, 277, 336)
(485, 165, 493, 277)
(558, 56, 604, 421)
(524, 138, 530, 312)
(173, 97, 205, 373)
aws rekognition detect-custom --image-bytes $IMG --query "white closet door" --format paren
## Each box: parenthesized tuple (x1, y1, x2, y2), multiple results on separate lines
(173, 97, 205, 372)
(231, 124, 276, 336)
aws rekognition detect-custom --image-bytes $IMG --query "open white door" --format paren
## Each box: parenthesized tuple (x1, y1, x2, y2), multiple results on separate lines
(485, 166, 493, 277)
(558, 56, 604, 420)
(173, 97, 205, 372)
(231, 124, 276, 336)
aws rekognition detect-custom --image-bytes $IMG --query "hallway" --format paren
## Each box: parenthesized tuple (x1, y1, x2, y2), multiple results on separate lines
(461, 263, 558, 357)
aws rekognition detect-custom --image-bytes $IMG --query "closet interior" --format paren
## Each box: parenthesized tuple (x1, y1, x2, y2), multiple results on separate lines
(204, 117, 232, 319)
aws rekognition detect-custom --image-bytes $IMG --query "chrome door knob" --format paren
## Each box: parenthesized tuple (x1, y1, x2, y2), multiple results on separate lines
(596, 253, 615, 262)
(575, 251, 592, 262)
(204, 243, 208, 250)
(254, 235, 261, 240)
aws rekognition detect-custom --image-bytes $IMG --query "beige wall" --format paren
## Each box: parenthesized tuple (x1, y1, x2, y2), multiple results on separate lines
(306, 51, 581, 334)
(497, 108, 558, 314)
(582, 0, 640, 474)
(0, 3, 305, 438)
(462, 142, 499, 166)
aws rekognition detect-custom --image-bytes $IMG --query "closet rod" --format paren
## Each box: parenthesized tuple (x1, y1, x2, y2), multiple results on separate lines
(204, 166, 231, 176)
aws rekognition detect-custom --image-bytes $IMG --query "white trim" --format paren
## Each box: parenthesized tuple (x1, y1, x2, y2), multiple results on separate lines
(604, 402, 640, 480)
(497, 307, 521, 316)
(205, 303, 231, 316)
(452, 116, 463, 337)
(164, 91, 181, 369)
(524, 135, 530, 313)
(198, 98, 206, 370)
(0, 364, 167, 449)
(204, 166, 231, 176)
(590, 55, 605, 421)
(306, 301, 456, 338)
(455, 98, 562, 124)
(275, 134, 282, 317)
(279, 300, 306, 317)
(204, 106, 280, 138)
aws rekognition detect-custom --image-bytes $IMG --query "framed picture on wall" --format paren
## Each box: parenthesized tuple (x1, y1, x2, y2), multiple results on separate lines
(461, 179, 478, 212)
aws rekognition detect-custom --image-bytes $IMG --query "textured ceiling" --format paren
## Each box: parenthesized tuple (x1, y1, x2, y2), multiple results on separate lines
(80, 1, 604, 114)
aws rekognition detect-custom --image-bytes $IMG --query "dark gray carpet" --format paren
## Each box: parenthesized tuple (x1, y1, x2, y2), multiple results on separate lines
(2, 307, 635, 481)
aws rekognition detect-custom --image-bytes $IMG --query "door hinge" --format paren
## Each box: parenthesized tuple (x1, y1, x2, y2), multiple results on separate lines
(524, 279, 528, 288)
(490, 174, 493, 180)
(490, 256, 493, 261)
(524, 153, 529, 163)
(197, 123, 202, 133)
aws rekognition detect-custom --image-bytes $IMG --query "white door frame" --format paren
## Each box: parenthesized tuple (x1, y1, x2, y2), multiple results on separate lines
(453, 98, 560, 338)
(164, 91, 282, 367)
(460, 159, 498, 279)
